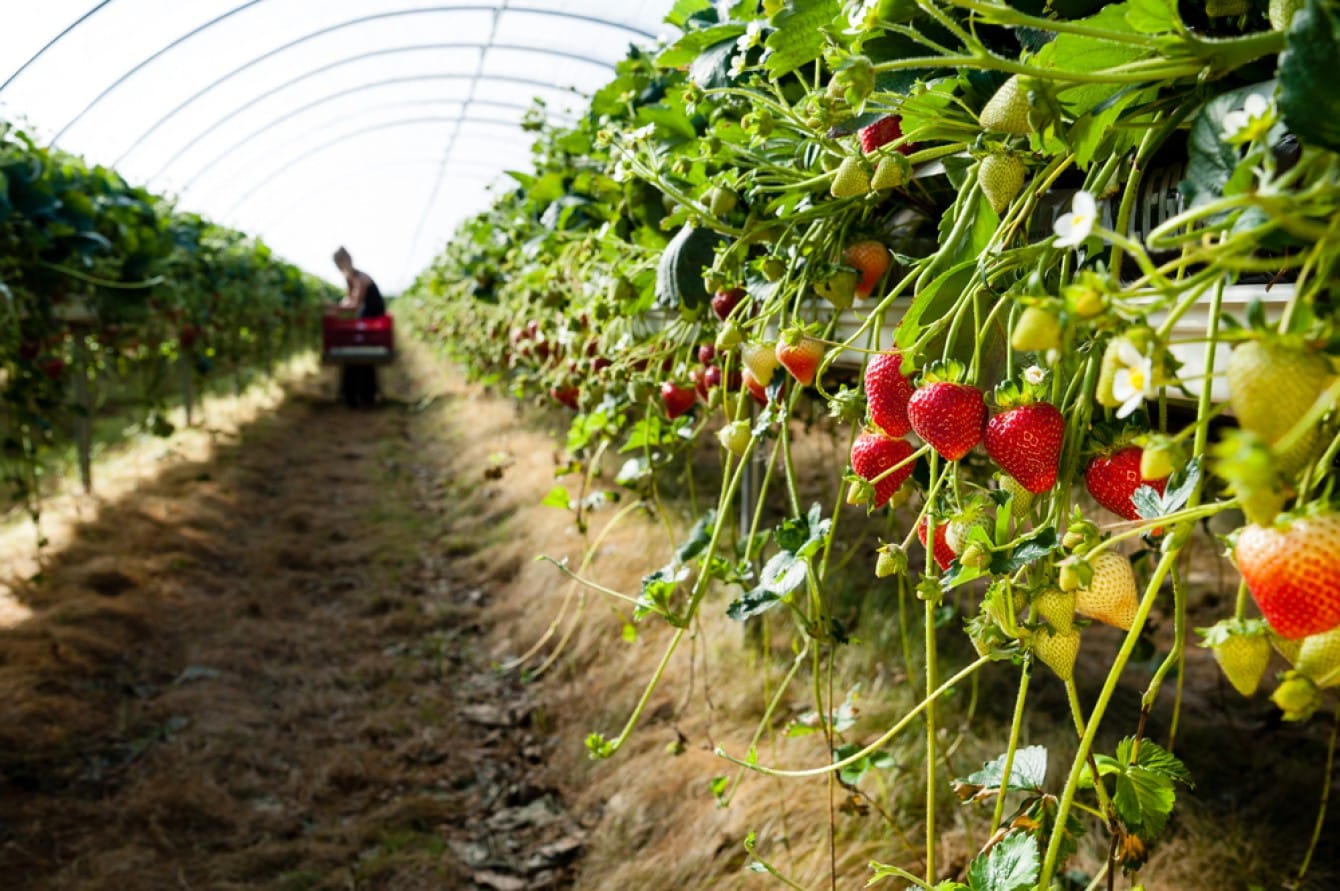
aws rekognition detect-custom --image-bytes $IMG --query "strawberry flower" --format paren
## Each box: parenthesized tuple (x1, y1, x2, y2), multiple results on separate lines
(1221, 93, 1275, 146)
(1023, 364, 1047, 386)
(1053, 190, 1096, 248)
(737, 20, 764, 52)
(1111, 340, 1154, 419)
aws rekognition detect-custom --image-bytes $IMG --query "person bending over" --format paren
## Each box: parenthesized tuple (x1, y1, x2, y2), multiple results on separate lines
(333, 246, 385, 318)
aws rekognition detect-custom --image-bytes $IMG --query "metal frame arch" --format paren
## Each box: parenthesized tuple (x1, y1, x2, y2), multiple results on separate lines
(53, 0, 266, 142)
(250, 157, 498, 230)
(147, 47, 587, 179)
(218, 114, 526, 217)
(1, 0, 116, 94)
(177, 92, 545, 191)
(108, 5, 647, 165)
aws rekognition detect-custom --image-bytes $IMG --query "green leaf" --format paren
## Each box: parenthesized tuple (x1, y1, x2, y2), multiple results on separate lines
(541, 485, 572, 509)
(1279, 0, 1340, 153)
(965, 833, 1041, 891)
(763, 0, 841, 77)
(665, 0, 713, 28)
(636, 103, 699, 141)
(1114, 769, 1176, 839)
(726, 587, 781, 620)
(1034, 4, 1151, 118)
(1182, 81, 1278, 209)
(677, 510, 717, 562)
(1116, 737, 1194, 784)
(958, 745, 1049, 796)
(690, 37, 740, 90)
(657, 24, 747, 68)
(1124, 0, 1178, 34)
(758, 550, 808, 595)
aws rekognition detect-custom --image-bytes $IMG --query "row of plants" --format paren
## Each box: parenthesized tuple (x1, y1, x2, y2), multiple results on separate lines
(0, 121, 335, 527)
(406, 0, 1340, 887)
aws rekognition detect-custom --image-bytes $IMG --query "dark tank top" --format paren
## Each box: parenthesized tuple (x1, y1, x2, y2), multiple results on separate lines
(360, 277, 386, 318)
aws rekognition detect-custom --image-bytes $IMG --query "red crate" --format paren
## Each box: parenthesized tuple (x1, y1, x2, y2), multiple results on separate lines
(321, 313, 395, 365)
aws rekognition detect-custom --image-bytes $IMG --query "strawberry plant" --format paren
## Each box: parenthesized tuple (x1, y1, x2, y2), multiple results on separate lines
(403, 0, 1340, 886)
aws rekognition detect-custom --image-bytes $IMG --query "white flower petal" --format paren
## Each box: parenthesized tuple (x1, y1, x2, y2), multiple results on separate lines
(1115, 340, 1145, 369)
(1112, 368, 1137, 403)
(1243, 93, 1269, 118)
(1072, 190, 1097, 219)
(1115, 391, 1144, 419)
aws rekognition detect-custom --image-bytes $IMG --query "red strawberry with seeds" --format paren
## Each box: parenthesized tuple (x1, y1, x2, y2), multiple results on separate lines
(689, 367, 710, 400)
(1236, 511, 1340, 639)
(864, 351, 914, 438)
(661, 381, 697, 419)
(908, 381, 986, 461)
(850, 432, 916, 508)
(776, 336, 824, 387)
(550, 386, 580, 411)
(843, 240, 891, 299)
(742, 368, 770, 404)
(1085, 445, 1167, 521)
(712, 288, 746, 321)
(699, 343, 717, 365)
(985, 402, 1065, 494)
(858, 115, 913, 155)
(917, 516, 957, 571)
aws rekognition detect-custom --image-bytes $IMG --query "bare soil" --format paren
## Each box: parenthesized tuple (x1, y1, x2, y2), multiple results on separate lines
(1, 344, 1337, 891)
(0, 358, 582, 891)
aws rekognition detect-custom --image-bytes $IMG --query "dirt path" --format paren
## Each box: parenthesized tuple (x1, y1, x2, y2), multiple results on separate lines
(0, 360, 581, 891)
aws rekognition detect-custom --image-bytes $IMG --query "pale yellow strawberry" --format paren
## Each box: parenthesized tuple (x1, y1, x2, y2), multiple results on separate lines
(1074, 551, 1138, 630)
(1032, 588, 1076, 634)
(1034, 627, 1081, 680)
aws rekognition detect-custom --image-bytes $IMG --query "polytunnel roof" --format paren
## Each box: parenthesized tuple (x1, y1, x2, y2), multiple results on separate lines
(1, 1, 676, 292)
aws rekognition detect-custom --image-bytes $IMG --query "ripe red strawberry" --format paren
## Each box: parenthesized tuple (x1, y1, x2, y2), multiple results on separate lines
(698, 343, 717, 365)
(843, 240, 890, 299)
(712, 287, 746, 321)
(863, 352, 914, 438)
(661, 381, 697, 419)
(689, 367, 710, 400)
(917, 516, 957, 571)
(742, 368, 770, 404)
(908, 382, 986, 461)
(858, 115, 913, 155)
(776, 337, 824, 387)
(1236, 511, 1340, 639)
(1084, 446, 1167, 521)
(850, 432, 916, 508)
(550, 386, 579, 411)
(984, 402, 1065, 494)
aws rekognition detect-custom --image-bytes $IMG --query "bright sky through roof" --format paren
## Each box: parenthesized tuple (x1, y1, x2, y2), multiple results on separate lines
(0, 1, 672, 294)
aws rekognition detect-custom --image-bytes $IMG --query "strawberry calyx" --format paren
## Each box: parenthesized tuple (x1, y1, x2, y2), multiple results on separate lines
(1271, 671, 1322, 721)
(917, 358, 968, 387)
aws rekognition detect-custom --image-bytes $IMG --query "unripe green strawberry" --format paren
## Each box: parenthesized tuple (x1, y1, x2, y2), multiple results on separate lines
(979, 153, 1026, 214)
(1292, 624, 1340, 689)
(1270, 0, 1304, 30)
(1075, 551, 1138, 630)
(946, 502, 993, 554)
(1272, 671, 1322, 721)
(716, 323, 744, 351)
(876, 544, 908, 578)
(814, 269, 858, 309)
(1034, 627, 1081, 680)
(1226, 339, 1332, 474)
(1139, 435, 1181, 482)
(741, 341, 779, 386)
(708, 186, 739, 217)
(1032, 588, 1077, 634)
(1198, 618, 1271, 697)
(718, 420, 751, 456)
(979, 75, 1033, 134)
(830, 156, 872, 198)
(1011, 306, 1061, 353)
(871, 153, 911, 190)
(1210, 429, 1287, 527)
(999, 474, 1034, 523)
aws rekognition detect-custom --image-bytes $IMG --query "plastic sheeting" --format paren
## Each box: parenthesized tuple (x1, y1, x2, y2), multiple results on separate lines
(1, 1, 672, 290)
